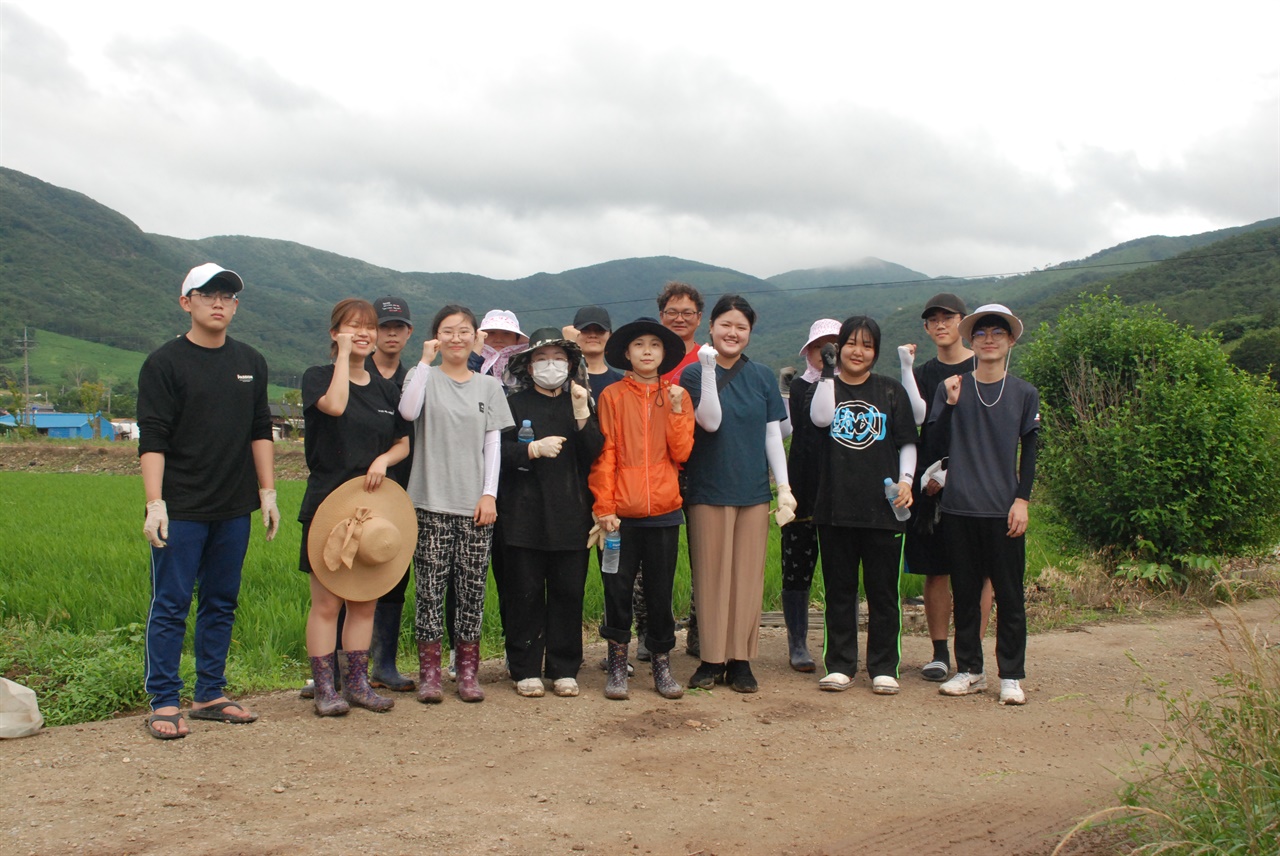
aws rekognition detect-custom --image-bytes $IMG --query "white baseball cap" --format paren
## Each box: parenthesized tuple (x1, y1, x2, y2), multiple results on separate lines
(181, 263, 244, 297)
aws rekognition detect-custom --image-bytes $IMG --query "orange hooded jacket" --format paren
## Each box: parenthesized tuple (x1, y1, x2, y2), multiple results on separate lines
(589, 374, 694, 520)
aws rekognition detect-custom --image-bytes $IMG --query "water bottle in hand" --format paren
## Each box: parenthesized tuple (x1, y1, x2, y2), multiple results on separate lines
(884, 478, 911, 522)
(517, 420, 534, 443)
(602, 530, 621, 574)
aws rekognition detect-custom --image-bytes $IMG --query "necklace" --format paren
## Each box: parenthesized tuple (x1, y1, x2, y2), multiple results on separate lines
(972, 354, 1011, 408)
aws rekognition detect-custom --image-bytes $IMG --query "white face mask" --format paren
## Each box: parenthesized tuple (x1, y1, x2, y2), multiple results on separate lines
(531, 359, 570, 390)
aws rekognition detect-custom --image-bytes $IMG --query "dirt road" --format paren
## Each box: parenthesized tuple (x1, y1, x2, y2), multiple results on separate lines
(4, 598, 1275, 856)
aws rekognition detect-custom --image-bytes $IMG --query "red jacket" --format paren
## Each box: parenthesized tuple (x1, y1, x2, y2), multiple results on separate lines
(589, 374, 694, 520)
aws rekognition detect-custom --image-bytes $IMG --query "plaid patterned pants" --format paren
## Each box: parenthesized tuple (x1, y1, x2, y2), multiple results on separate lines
(413, 509, 493, 643)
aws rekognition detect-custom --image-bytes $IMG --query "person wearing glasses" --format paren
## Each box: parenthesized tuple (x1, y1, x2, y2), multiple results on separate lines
(399, 305, 515, 703)
(898, 293, 994, 684)
(928, 305, 1040, 706)
(137, 263, 279, 739)
(656, 281, 706, 657)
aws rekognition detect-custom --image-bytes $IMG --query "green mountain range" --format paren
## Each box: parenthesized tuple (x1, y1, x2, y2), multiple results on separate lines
(2, 166, 1277, 396)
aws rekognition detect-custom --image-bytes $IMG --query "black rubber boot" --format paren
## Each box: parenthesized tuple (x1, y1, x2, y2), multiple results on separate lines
(781, 589, 816, 673)
(368, 601, 415, 691)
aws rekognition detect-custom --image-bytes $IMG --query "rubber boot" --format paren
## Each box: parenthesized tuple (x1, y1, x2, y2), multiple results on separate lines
(456, 641, 485, 702)
(309, 652, 350, 717)
(604, 640, 630, 700)
(338, 650, 394, 712)
(781, 589, 816, 672)
(416, 639, 444, 704)
(368, 601, 415, 691)
(651, 652, 684, 699)
(684, 597, 700, 659)
(301, 645, 343, 699)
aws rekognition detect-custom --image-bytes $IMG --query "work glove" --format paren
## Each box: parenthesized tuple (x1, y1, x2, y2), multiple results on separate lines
(570, 382, 591, 420)
(528, 436, 566, 459)
(697, 343, 718, 371)
(778, 366, 796, 398)
(259, 488, 280, 542)
(820, 343, 838, 378)
(586, 516, 606, 551)
(144, 499, 169, 548)
(775, 484, 797, 527)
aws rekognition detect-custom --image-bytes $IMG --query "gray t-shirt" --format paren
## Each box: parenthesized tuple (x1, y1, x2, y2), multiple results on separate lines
(929, 373, 1040, 518)
(404, 367, 515, 516)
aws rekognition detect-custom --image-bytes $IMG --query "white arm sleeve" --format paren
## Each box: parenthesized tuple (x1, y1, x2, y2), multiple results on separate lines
(899, 351, 927, 426)
(695, 365, 722, 431)
(482, 429, 500, 497)
(779, 415, 793, 440)
(765, 421, 790, 488)
(399, 363, 431, 420)
(897, 443, 918, 484)
(809, 378, 836, 427)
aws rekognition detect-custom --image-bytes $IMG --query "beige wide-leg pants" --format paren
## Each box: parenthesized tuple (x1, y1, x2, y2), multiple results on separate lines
(686, 503, 771, 664)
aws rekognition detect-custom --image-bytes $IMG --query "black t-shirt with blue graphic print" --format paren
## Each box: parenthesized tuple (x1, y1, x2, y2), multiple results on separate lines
(811, 373, 919, 531)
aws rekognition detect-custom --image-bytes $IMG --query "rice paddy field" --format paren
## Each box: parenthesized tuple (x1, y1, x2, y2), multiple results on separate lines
(1, 469, 1069, 721)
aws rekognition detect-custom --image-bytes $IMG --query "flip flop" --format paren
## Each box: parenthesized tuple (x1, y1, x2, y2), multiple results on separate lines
(188, 701, 258, 724)
(146, 711, 187, 740)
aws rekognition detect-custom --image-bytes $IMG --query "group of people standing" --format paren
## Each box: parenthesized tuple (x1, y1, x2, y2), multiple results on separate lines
(135, 263, 1039, 739)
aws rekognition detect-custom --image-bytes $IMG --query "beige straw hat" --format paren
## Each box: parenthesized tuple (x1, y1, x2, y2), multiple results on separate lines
(307, 477, 417, 602)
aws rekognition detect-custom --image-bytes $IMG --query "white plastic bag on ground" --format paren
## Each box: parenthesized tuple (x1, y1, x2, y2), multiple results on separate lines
(0, 677, 44, 738)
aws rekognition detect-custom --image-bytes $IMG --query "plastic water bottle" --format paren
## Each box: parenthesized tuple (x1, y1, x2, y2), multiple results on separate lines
(602, 530, 621, 574)
(884, 478, 911, 522)
(517, 420, 534, 443)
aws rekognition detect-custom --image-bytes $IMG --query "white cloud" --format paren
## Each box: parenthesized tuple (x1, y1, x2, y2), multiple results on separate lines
(2, 1, 1277, 280)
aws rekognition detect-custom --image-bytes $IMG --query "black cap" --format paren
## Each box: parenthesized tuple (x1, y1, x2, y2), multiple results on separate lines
(573, 305, 612, 332)
(921, 292, 968, 319)
(373, 296, 411, 326)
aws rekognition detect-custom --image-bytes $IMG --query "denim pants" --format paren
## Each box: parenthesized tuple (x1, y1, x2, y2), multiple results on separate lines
(145, 515, 251, 709)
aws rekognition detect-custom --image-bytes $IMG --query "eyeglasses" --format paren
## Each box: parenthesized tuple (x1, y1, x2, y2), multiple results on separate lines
(187, 291, 237, 305)
(661, 309, 699, 321)
(971, 328, 1009, 341)
(924, 313, 959, 329)
(437, 329, 474, 341)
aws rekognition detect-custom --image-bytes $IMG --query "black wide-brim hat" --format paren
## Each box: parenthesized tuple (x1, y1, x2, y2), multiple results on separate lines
(605, 317, 686, 376)
(507, 326, 585, 379)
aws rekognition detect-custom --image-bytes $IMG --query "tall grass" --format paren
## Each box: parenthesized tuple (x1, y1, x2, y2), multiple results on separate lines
(4, 471, 1087, 723)
(1053, 599, 1280, 855)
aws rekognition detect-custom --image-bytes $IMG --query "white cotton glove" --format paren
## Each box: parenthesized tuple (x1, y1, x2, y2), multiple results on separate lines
(586, 518, 605, 551)
(923, 459, 947, 491)
(259, 488, 280, 542)
(570, 382, 591, 421)
(697, 343, 718, 371)
(528, 435, 566, 459)
(143, 499, 169, 548)
(775, 485, 797, 527)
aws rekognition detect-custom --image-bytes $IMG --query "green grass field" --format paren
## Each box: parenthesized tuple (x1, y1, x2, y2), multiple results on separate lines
(0, 328, 294, 404)
(0, 470, 1071, 722)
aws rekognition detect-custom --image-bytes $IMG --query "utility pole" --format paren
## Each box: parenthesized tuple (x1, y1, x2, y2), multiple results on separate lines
(16, 327, 36, 425)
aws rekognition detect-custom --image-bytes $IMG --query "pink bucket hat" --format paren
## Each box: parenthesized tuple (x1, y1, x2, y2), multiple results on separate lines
(799, 318, 841, 356)
(479, 309, 529, 343)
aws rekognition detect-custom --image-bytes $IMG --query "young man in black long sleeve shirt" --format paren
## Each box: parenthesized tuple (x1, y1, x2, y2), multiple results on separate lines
(926, 304, 1039, 706)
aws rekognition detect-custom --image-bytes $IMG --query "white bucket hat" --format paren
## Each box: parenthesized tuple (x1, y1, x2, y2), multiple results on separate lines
(799, 318, 841, 356)
(958, 303, 1024, 343)
(479, 309, 528, 343)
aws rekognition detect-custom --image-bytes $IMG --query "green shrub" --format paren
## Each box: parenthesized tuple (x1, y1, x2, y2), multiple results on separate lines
(1021, 294, 1280, 573)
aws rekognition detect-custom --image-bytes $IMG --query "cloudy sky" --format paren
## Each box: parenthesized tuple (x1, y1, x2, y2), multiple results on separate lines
(3, 1, 1277, 281)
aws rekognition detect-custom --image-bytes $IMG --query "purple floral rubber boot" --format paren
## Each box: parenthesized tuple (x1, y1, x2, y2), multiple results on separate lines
(455, 641, 485, 702)
(417, 639, 444, 704)
(338, 650, 395, 712)
(309, 652, 350, 717)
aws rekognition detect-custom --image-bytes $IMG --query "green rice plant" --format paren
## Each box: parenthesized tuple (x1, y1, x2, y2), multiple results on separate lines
(1054, 600, 1280, 855)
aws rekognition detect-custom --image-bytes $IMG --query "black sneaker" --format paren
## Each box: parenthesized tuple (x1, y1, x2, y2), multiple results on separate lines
(689, 661, 725, 689)
(726, 660, 758, 694)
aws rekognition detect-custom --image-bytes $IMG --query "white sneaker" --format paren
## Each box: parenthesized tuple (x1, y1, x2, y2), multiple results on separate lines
(939, 671, 987, 696)
(515, 677, 545, 697)
(871, 675, 900, 695)
(999, 679, 1026, 705)
(818, 672, 853, 692)
(552, 678, 580, 697)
